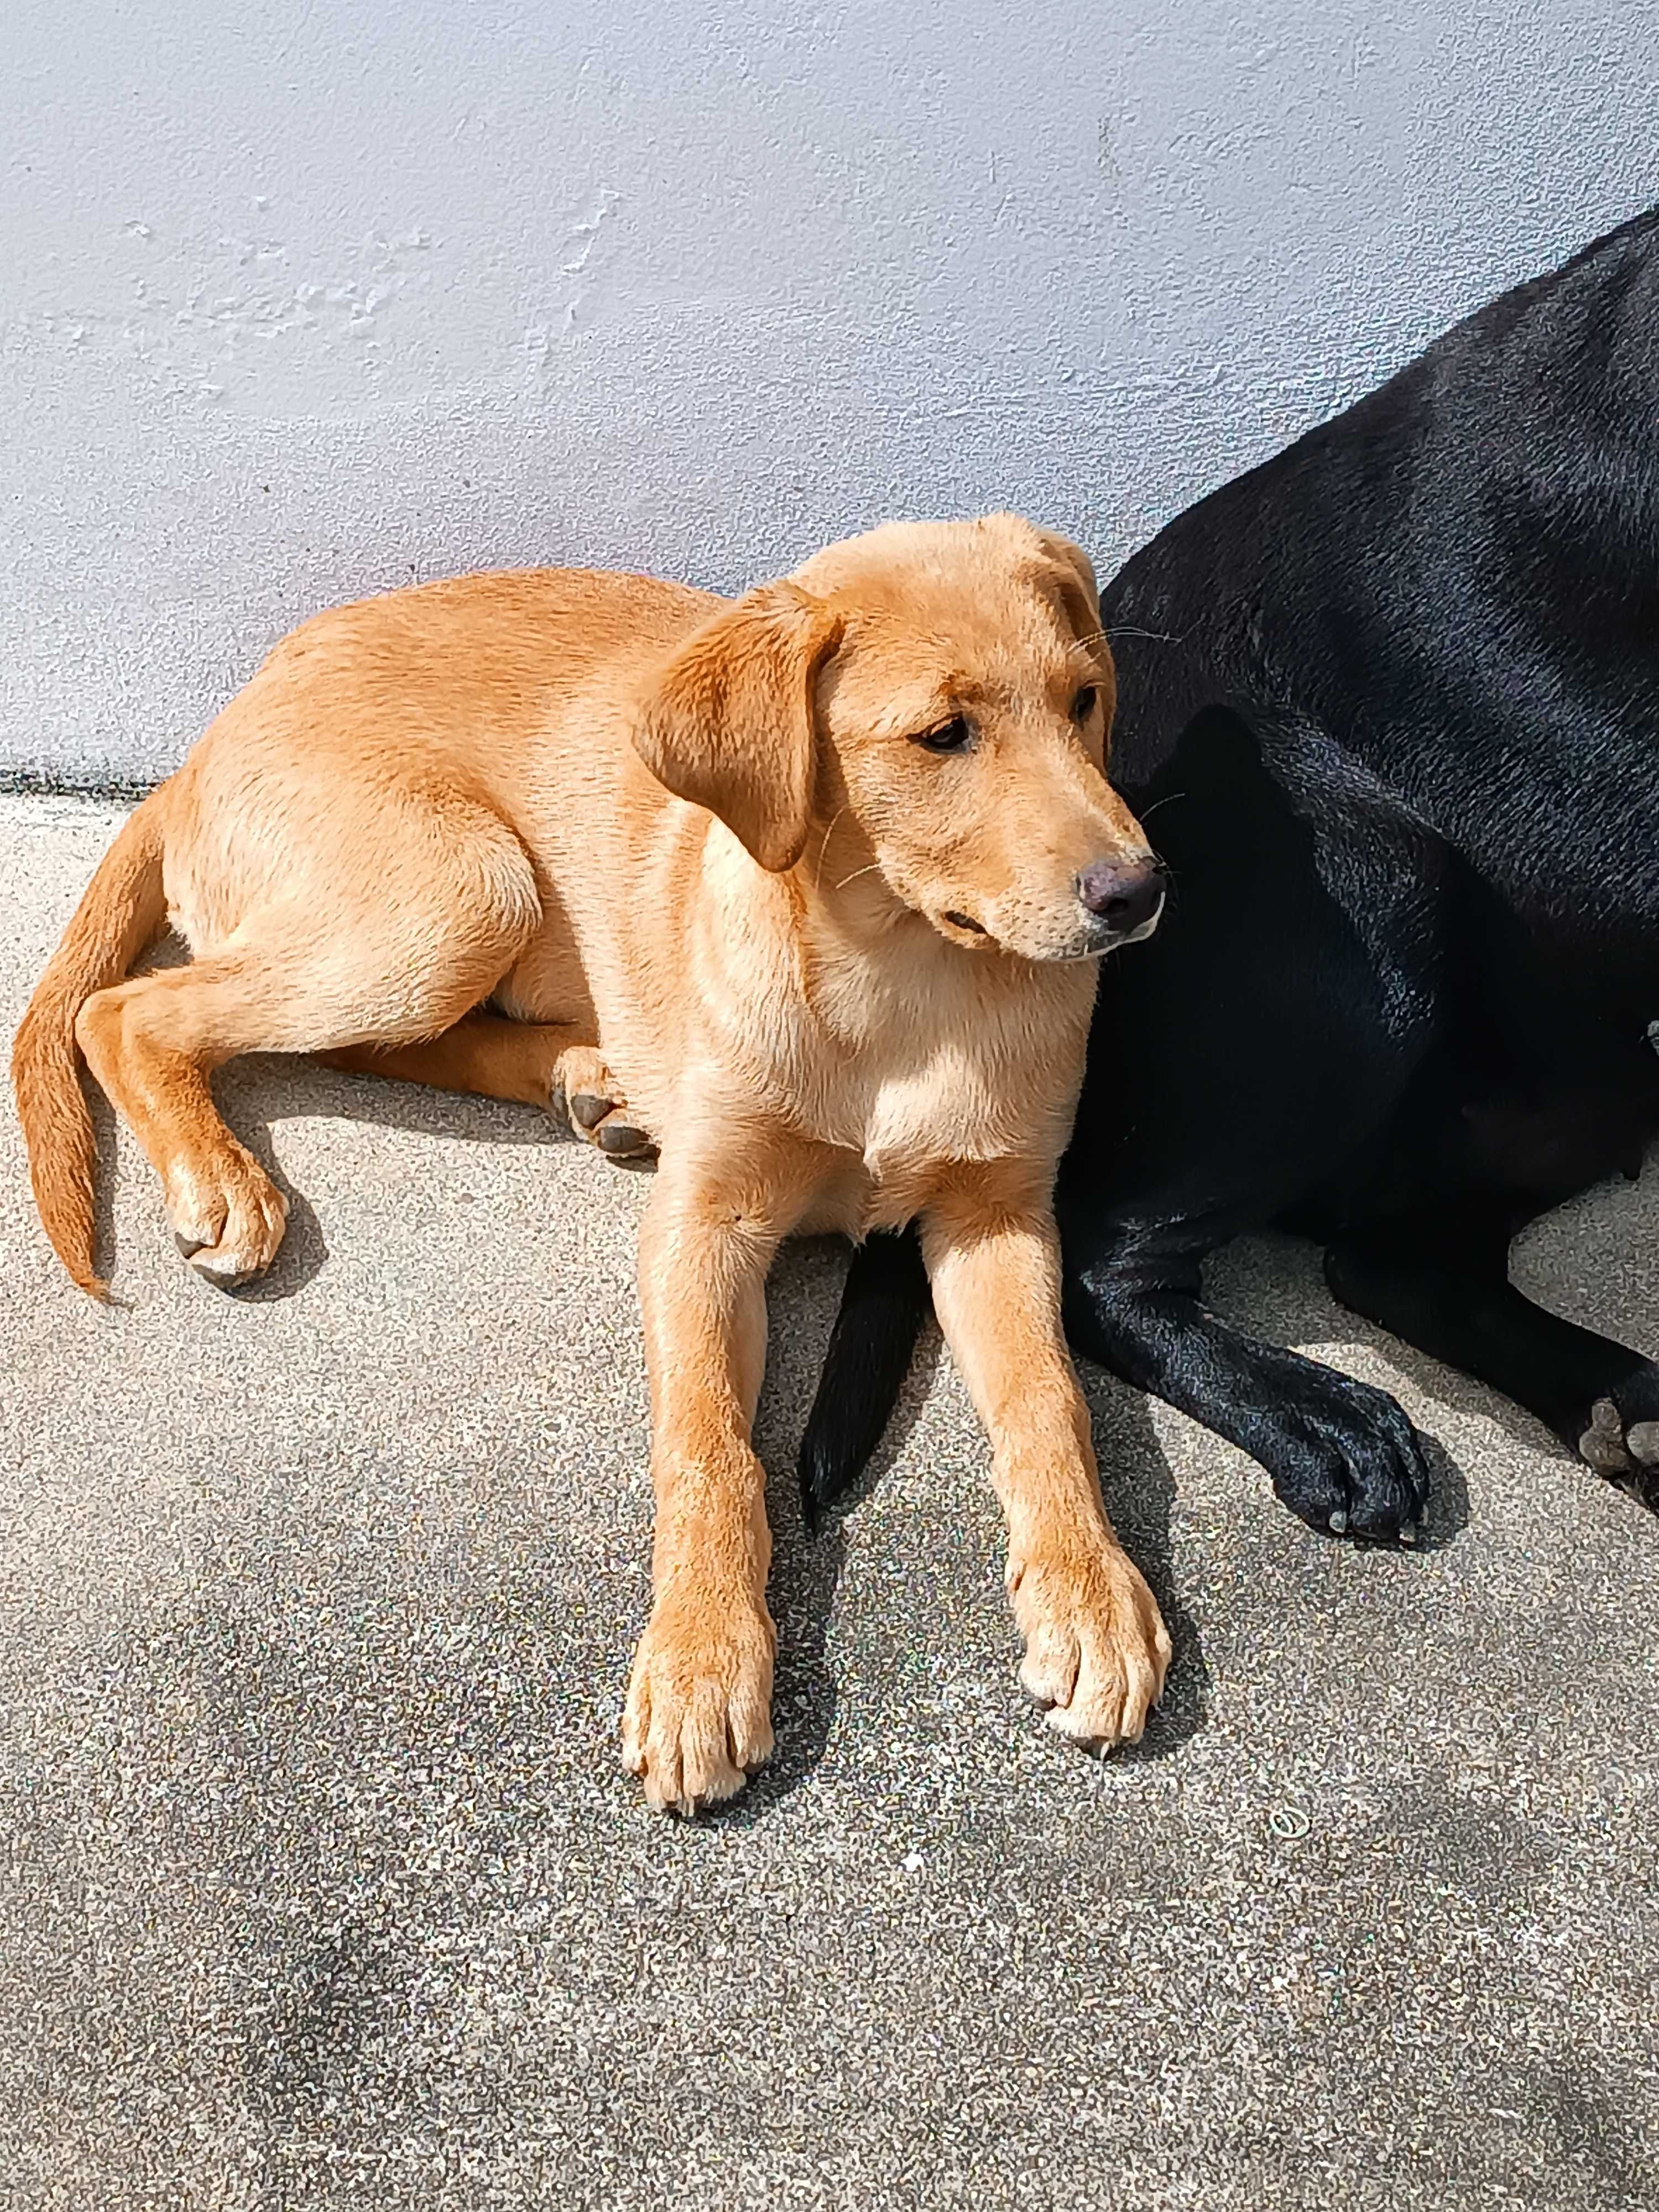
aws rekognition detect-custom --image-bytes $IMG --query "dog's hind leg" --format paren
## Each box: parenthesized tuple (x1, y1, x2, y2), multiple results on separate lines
(77, 837, 540, 1284)
(320, 1017, 655, 1157)
(1326, 1198, 1659, 1504)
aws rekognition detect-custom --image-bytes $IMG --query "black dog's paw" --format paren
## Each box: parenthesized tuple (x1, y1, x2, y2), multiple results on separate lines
(1258, 1372, 1432, 1545)
(1577, 1373, 1659, 1507)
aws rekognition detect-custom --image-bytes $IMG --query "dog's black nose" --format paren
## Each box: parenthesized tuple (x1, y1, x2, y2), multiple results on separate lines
(1076, 858, 1163, 934)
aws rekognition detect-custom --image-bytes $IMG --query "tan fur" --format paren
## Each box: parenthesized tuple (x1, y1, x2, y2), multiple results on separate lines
(13, 799, 168, 1295)
(14, 513, 1172, 1809)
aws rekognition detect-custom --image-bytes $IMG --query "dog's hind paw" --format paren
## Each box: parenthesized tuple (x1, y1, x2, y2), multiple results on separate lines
(165, 1146, 287, 1288)
(1578, 1392, 1659, 1505)
(553, 1046, 656, 1162)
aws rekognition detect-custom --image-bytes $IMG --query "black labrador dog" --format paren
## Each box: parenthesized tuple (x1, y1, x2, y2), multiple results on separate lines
(801, 206, 1659, 1545)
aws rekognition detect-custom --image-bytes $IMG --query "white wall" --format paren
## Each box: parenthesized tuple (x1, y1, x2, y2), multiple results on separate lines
(5, 0, 1658, 785)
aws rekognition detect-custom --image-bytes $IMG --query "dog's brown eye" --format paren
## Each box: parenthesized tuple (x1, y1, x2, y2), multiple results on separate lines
(1072, 684, 1099, 722)
(915, 716, 973, 755)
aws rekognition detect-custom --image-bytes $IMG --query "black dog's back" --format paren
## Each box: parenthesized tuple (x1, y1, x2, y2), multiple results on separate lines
(1110, 205, 1659, 1000)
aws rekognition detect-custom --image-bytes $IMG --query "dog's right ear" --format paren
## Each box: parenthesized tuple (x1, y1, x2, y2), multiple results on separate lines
(634, 582, 843, 874)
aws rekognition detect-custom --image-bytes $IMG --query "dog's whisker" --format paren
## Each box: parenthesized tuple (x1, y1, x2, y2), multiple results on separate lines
(833, 862, 883, 892)
(813, 806, 848, 893)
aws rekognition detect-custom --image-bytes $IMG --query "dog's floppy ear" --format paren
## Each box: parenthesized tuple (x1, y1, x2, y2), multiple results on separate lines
(1026, 527, 1115, 726)
(978, 512, 1107, 671)
(634, 582, 843, 873)
(1028, 528, 1103, 651)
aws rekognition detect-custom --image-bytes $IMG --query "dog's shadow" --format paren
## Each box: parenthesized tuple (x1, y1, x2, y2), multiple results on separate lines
(127, 1058, 912, 1811)
(1082, 1370, 1214, 1764)
(173, 1053, 572, 1304)
(705, 1238, 947, 1822)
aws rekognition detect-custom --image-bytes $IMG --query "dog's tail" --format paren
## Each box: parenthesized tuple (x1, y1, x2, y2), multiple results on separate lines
(13, 793, 168, 1296)
(799, 1227, 933, 1528)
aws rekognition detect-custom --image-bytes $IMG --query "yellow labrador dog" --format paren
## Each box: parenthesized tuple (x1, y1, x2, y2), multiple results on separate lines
(15, 514, 1172, 1812)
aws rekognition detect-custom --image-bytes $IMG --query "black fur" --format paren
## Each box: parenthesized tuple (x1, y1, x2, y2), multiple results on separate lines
(802, 207, 1659, 1539)
(797, 1225, 930, 1531)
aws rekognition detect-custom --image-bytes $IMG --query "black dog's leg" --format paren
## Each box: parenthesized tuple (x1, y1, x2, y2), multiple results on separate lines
(799, 1228, 932, 1527)
(1063, 1256, 1432, 1540)
(1052, 705, 1451, 1542)
(1326, 1204, 1659, 1502)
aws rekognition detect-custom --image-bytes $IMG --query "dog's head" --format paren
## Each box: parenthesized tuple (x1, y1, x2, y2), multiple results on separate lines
(634, 513, 1161, 962)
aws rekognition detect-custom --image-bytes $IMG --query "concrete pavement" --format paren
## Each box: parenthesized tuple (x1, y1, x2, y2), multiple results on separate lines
(2, 792, 1657, 2211)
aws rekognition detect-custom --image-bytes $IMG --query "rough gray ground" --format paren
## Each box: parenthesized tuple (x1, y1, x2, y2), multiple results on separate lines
(1, 792, 1657, 2212)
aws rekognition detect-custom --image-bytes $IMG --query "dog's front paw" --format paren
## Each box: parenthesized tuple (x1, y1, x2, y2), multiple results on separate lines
(1007, 1536, 1171, 1750)
(1259, 1372, 1432, 1543)
(165, 1145, 287, 1287)
(621, 1584, 776, 1814)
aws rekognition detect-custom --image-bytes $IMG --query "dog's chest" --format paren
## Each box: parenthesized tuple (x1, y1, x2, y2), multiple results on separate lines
(778, 957, 1089, 1203)
(858, 1044, 1019, 1165)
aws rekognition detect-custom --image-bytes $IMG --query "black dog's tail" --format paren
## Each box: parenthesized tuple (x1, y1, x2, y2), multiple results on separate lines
(799, 1228, 932, 1527)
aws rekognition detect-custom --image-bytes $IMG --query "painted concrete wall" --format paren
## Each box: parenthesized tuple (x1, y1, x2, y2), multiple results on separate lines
(5, 0, 1658, 786)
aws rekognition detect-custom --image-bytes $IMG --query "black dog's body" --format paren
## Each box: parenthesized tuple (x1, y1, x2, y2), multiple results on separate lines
(804, 208, 1659, 1539)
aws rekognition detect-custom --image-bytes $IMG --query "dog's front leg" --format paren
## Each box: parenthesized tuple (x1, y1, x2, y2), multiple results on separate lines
(922, 1171, 1171, 1749)
(622, 1147, 810, 1814)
